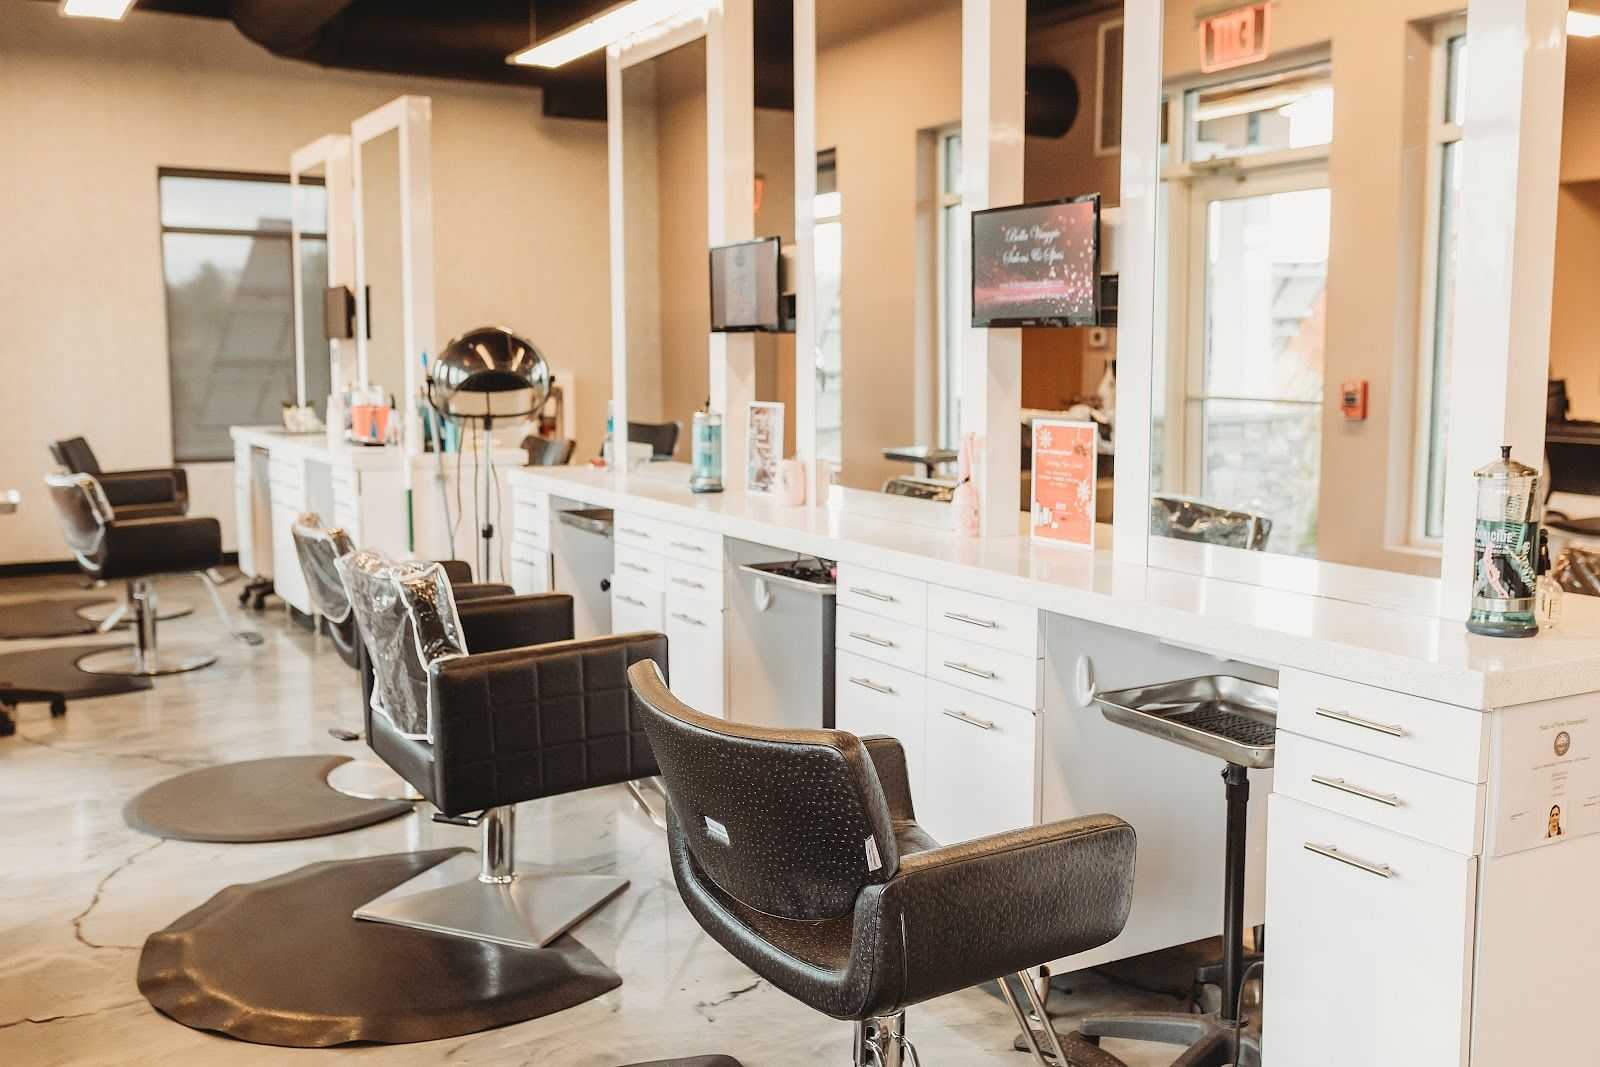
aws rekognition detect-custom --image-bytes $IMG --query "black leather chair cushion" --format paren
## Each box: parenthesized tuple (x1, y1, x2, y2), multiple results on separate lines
(99, 517, 221, 580)
(50, 436, 101, 475)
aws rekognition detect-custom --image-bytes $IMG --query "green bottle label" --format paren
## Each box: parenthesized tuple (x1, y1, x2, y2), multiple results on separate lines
(1473, 519, 1536, 601)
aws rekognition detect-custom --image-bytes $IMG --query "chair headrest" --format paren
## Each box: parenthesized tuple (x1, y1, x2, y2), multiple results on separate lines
(290, 513, 356, 623)
(42, 472, 113, 567)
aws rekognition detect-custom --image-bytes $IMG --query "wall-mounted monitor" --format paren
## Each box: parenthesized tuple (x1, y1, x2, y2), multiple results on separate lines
(710, 236, 788, 333)
(971, 193, 1101, 328)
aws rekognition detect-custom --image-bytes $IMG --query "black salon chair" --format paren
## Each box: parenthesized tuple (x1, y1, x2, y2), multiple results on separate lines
(628, 420, 681, 460)
(627, 661, 1139, 1067)
(338, 549, 664, 950)
(49, 437, 188, 520)
(43, 473, 260, 676)
(523, 435, 577, 466)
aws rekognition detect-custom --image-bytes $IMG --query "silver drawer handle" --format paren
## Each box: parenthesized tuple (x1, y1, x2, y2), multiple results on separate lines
(620, 527, 651, 539)
(671, 577, 706, 590)
(849, 676, 895, 696)
(1315, 707, 1406, 738)
(616, 594, 647, 608)
(1304, 842, 1394, 879)
(943, 709, 995, 731)
(671, 541, 705, 553)
(620, 561, 652, 573)
(944, 611, 998, 629)
(1311, 775, 1400, 808)
(943, 660, 998, 681)
(854, 587, 895, 603)
(849, 632, 895, 649)
(670, 612, 707, 627)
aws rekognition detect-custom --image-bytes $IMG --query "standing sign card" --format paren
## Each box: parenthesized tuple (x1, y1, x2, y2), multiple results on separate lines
(1030, 419, 1097, 548)
(746, 401, 785, 495)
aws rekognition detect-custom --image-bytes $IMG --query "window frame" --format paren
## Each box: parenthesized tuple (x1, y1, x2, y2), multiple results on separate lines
(158, 167, 327, 464)
(1095, 18, 1125, 157)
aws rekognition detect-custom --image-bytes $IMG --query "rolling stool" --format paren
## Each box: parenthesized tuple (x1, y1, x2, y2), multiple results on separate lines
(1073, 676, 1276, 1067)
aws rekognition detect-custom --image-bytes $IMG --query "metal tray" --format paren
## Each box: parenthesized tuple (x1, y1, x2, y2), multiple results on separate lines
(738, 559, 837, 595)
(1094, 675, 1278, 769)
(557, 508, 615, 536)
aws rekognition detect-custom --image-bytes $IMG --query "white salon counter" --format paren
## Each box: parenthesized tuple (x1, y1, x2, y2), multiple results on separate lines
(507, 463, 1600, 711)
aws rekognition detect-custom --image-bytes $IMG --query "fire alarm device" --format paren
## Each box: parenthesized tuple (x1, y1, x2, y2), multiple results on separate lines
(1340, 379, 1369, 421)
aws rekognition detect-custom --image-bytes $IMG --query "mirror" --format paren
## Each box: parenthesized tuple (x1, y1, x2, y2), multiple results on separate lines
(359, 126, 405, 420)
(292, 162, 332, 420)
(813, 0, 963, 496)
(622, 37, 709, 465)
(754, 2, 797, 458)
(1147, 1, 1462, 576)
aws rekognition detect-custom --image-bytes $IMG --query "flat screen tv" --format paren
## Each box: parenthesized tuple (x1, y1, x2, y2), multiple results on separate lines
(971, 193, 1101, 328)
(710, 237, 784, 332)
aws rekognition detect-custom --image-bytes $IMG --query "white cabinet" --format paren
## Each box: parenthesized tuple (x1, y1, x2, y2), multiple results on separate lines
(610, 575, 663, 634)
(1264, 794, 1475, 1067)
(921, 681, 1037, 844)
(836, 651, 927, 809)
(665, 596, 724, 717)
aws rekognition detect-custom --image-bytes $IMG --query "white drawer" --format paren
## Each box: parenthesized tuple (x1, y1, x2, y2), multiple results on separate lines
(270, 459, 303, 488)
(836, 564, 927, 627)
(836, 606, 926, 676)
(1280, 669, 1488, 783)
(926, 631, 1042, 710)
(614, 543, 665, 590)
(1274, 732, 1485, 855)
(922, 680, 1038, 843)
(836, 652, 927, 809)
(330, 465, 358, 491)
(927, 585, 1040, 657)
(661, 525, 722, 567)
(665, 557, 723, 604)
(610, 575, 663, 634)
(666, 602, 724, 718)
(614, 512, 670, 551)
(513, 523, 549, 553)
(510, 551, 551, 595)
(515, 491, 550, 525)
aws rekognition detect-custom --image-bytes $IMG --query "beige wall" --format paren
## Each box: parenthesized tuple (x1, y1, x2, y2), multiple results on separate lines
(0, 6, 610, 564)
(1551, 37, 1600, 423)
(1160, 0, 1459, 575)
(817, 0, 962, 491)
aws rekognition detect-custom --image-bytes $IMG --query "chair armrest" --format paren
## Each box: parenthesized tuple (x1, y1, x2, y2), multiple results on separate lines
(861, 735, 916, 824)
(96, 470, 181, 508)
(457, 593, 574, 654)
(864, 814, 1136, 1010)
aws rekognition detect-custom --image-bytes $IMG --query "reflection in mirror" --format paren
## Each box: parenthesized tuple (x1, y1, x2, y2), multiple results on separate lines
(293, 163, 332, 420)
(814, 0, 962, 496)
(359, 128, 404, 418)
(623, 37, 708, 464)
(1149, 1, 1463, 576)
(1020, 3, 1126, 525)
(754, 0, 796, 457)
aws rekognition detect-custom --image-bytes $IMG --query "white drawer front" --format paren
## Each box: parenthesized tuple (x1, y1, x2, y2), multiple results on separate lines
(927, 585, 1040, 657)
(666, 601, 724, 718)
(513, 523, 549, 553)
(835, 652, 927, 809)
(661, 525, 722, 567)
(665, 557, 723, 604)
(614, 512, 670, 551)
(926, 631, 1042, 710)
(1275, 732, 1485, 855)
(330, 465, 358, 492)
(836, 564, 926, 627)
(836, 606, 926, 676)
(515, 490, 550, 525)
(1280, 669, 1488, 783)
(921, 680, 1037, 843)
(614, 543, 665, 590)
(511, 551, 552, 595)
(610, 576, 663, 634)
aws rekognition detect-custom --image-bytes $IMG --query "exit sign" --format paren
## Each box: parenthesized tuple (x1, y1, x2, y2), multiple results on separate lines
(1200, 3, 1273, 74)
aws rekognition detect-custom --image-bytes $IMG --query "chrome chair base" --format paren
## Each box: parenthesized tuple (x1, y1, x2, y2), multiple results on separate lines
(855, 1013, 921, 1067)
(77, 645, 216, 677)
(354, 852, 627, 950)
(325, 758, 423, 802)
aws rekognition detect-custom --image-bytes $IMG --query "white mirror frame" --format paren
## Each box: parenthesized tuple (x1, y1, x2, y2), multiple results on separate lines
(351, 94, 435, 457)
(607, 1, 756, 489)
(1110, 0, 1566, 620)
(289, 134, 355, 409)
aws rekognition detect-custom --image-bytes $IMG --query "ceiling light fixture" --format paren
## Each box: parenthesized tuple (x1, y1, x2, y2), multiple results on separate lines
(508, 0, 706, 69)
(59, 0, 137, 19)
(1571, 10, 1600, 37)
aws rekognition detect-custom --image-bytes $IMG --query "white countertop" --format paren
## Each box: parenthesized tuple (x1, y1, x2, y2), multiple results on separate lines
(230, 425, 523, 471)
(510, 463, 1600, 711)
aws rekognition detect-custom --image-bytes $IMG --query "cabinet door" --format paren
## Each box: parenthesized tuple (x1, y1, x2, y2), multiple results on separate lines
(1264, 794, 1474, 1067)
(835, 651, 927, 811)
(920, 680, 1037, 844)
(270, 504, 311, 614)
(610, 576, 663, 635)
(665, 599, 724, 718)
(234, 478, 254, 576)
(511, 551, 552, 595)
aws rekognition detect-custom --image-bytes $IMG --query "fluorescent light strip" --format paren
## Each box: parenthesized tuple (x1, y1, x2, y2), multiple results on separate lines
(60, 0, 137, 19)
(1572, 11, 1600, 38)
(509, 0, 703, 69)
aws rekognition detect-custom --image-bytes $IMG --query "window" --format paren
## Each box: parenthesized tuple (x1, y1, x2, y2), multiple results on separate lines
(937, 129, 963, 449)
(1415, 21, 1467, 541)
(1183, 62, 1333, 164)
(1096, 19, 1125, 156)
(160, 169, 327, 462)
(814, 149, 844, 463)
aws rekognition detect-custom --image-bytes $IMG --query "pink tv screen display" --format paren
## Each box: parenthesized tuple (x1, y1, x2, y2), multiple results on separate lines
(971, 194, 1100, 328)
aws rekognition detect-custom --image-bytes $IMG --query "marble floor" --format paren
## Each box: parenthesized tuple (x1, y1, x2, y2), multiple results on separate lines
(0, 574, 1195, 1067)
